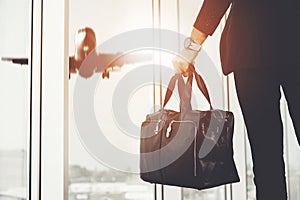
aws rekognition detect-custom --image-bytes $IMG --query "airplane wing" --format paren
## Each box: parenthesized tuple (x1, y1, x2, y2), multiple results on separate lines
(2, 53, 153, 79)
(78, 52, 152, 79)
(95, 53, 152, 72)
(1, 57, 28, 65)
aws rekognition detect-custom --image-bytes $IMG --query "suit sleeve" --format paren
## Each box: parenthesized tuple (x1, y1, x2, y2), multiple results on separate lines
(194, 0, 232, 36)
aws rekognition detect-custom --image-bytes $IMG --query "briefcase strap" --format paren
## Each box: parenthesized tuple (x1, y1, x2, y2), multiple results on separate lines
(178, 72, 193, 112)
(163, 64, 213, 110)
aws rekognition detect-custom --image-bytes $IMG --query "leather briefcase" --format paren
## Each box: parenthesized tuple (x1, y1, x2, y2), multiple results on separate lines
(140, 65, 240, 190)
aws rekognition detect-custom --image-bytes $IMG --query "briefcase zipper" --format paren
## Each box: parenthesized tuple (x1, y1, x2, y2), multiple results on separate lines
(153, 119, 164, 134)
(144, 119, 164, 134)
(166, 120, 198, 176)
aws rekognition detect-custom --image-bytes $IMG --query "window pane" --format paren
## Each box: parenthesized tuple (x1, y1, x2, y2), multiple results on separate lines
(0, 0, 31, 199)
(69, 1, 154, 200)
(282, 97, 300, 200)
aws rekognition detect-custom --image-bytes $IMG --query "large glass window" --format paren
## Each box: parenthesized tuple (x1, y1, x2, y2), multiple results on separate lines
(68, 1, 155, 200)
(67, 1, 300, 200)
(0, 0, 31, 199)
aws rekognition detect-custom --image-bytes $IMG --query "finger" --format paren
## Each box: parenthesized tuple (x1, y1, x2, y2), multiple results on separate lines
(182, 72, 189, 77)
(172, 59, 186, 74)
(102, 69, 108, 79)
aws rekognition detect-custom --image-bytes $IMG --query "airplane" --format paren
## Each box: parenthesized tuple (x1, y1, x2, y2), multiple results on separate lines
(2, 52, 150, 79)
(1, 27, 152, 79)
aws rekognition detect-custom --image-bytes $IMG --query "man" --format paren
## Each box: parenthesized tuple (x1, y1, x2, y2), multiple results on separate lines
(173, 0, 300, 199)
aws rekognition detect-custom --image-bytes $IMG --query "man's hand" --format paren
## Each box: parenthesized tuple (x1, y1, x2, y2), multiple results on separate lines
(172, 28, 207, 76)
(172, 48, 199, 77)
(172, 54, 190, 77)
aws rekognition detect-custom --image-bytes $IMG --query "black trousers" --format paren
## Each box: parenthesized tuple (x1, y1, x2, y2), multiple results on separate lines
(234, 67, 300, 200)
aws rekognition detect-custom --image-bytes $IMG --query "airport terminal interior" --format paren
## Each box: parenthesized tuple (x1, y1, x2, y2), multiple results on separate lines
(1, 0, 300, 199)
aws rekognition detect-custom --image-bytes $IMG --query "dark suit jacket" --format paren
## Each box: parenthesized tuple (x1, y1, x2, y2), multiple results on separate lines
(194, 0, 300, 75)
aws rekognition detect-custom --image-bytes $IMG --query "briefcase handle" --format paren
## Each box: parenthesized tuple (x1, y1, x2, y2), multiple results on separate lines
(163, 64, 213, 110)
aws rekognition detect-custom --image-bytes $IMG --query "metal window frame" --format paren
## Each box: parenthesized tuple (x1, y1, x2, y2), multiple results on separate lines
(29, 0, 69, 199)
